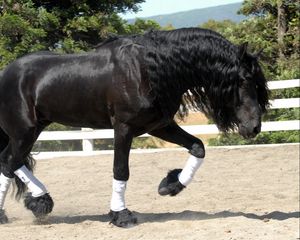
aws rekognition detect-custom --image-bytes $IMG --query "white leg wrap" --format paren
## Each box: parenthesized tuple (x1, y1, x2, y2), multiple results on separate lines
(0, 173, 13, 210)
(110, 179, 126, 212)
(178, 155, 204, 186)
(14, 165, 47, 197)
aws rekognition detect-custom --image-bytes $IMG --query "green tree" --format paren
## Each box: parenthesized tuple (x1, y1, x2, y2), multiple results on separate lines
(124, 18, 160, 34)
(239, 0, 299, 60)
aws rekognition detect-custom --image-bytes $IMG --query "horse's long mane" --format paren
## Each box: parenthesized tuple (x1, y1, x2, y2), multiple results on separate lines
(95, 28, 269, 132)
(137, 28, 241, 130)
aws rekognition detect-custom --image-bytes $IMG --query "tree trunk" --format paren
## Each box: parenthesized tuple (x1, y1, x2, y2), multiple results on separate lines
(277, 0, 287, 59)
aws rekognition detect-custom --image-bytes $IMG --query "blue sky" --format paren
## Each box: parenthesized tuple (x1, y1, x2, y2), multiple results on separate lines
(120, 0, 243, 19)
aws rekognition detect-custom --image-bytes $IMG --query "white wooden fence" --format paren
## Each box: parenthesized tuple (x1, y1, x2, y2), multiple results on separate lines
(37, 79, 300, 153)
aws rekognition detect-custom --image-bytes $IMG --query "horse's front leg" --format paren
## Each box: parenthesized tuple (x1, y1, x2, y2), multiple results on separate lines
(149, 121, 205, 196)
(109, 122, 137, 227)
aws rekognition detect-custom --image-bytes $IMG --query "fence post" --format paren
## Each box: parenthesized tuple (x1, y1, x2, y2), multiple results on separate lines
(81, 128, 94, 152)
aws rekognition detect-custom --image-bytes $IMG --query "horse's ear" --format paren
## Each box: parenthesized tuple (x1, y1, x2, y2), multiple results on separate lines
(238, 42, 248, 60)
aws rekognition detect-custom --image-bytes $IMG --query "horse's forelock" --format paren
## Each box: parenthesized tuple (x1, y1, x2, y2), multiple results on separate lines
(251, 60, 270, 113)
(238, 53, 270, 113)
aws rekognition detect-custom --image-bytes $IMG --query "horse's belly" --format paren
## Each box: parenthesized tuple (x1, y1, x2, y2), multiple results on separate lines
(36, 91, 112, 128)
(45, 111, 112, 129)
(37, 105, 112, 128)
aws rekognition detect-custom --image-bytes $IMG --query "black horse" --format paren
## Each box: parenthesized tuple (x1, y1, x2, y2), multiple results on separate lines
(0, 28, 268, 227)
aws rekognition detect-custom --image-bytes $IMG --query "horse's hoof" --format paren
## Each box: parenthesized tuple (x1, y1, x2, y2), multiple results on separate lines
(24, 193, 54, 218)
(158, 169, 186, 196)
(0, 209, 9, 224)
(109, 209, 137, 228)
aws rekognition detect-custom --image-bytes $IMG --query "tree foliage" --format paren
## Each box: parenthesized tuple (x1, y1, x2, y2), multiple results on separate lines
(239, 0, 299, 59)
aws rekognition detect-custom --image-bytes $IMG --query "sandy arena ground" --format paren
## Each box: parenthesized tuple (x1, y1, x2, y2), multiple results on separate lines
(1, 144, 299, 240)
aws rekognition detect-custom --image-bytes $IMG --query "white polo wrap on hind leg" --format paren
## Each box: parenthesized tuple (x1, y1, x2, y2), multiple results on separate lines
(110, 179, 126, 212)
(0, 173, 13, 210)
(14, 165, 47, 197)
(178, 155, 204, 186)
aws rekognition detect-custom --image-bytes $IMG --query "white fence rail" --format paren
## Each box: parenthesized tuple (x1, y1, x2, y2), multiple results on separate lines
(37, 79, 300, 152)
(268, 79, 299, 90)
(269, 98, 300, 109)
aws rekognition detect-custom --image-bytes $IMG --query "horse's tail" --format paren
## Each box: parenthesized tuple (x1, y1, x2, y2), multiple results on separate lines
(0, 71, 8, 154)
(0, 128, 8, 156)
(0, 71, 8, 155)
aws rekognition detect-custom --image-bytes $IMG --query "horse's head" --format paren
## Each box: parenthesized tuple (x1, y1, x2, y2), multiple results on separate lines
(235, 43, 269, 138)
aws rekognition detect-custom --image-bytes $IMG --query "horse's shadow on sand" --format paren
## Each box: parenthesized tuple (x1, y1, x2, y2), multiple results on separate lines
(42, 210, 299, 225)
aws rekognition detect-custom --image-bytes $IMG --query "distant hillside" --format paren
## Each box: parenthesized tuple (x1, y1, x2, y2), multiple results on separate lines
(127, 2, 246, 28)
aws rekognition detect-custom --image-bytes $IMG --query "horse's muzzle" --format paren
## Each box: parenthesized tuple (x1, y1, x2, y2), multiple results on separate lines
(238, 122, 261, 139)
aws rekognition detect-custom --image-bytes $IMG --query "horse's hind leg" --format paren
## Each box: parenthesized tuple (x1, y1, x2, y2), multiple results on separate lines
(0, 123, 53, 221)
(149, 121, 205, 196)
